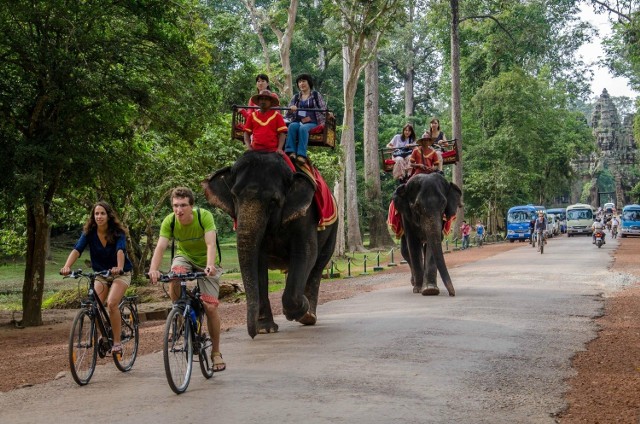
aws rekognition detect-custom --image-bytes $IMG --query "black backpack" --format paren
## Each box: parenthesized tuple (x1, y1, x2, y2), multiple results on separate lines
(170, 208, 222, 265)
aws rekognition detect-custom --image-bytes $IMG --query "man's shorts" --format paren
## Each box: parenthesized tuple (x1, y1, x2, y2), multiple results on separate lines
(171, 256, 223, 306)
(95, 271, 132, 287)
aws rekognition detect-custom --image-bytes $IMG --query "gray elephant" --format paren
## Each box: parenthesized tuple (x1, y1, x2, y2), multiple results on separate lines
(392, 173, 462, 296)
(202, 151, 338, 338)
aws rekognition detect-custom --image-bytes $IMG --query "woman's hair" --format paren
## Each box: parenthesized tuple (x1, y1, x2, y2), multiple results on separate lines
(430, 118, 441, 131)
(82, 201, 127, 244)
(171, 186, 195, 205)
(295, 73, 314, 90)
(401, 123, 416, 142)
(256, 73, 271, 91)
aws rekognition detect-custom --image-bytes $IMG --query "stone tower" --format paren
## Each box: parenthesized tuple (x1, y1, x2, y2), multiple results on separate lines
(571, 89, 638, 207)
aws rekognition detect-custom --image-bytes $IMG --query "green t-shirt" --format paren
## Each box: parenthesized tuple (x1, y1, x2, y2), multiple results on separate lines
(159, 208, 216, 267)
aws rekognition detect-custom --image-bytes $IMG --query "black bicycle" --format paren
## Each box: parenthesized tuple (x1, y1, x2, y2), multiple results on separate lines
(64, 270, 139, 386)
(154, 271, 214, 394)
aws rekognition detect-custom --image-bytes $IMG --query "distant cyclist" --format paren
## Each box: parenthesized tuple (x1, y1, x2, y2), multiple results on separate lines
(534, 211, 547, 251)
(611, 215, 620, 238)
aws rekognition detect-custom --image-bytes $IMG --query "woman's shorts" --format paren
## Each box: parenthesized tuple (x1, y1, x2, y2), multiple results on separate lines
(171, 256, 223, 306)
(95, 271, 132, 287)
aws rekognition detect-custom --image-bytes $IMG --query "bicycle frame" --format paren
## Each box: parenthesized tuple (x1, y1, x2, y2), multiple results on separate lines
(77, 271, 136, 355)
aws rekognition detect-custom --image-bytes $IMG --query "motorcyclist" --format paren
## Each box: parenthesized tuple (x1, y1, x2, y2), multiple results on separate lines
(591, 218, 606, 245)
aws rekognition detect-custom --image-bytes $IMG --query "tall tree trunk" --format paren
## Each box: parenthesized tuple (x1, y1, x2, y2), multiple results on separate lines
(364, 40, 394, 248)
(450, 0, 464, 237)
(333, 179, 346, 256)
(22, 199, 48, 326)
(342, 44, 365, 252)
(404, 0, 416, 118)
(242, 0, 298, 98)
(272, 0, 298, 98)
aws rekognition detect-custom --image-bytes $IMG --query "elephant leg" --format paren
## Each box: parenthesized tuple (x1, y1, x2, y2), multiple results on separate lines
(405, 234, 425, 294)
(401, 236, 419, 292)
(282, 242, 313, 322)
(433, 238, 455, 296)
(421, 248, 440, 296)
(257, 253, 279, 334)
(300, 264, 321, 325)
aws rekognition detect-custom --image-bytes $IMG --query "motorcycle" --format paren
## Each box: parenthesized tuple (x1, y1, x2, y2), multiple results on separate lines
(594, 229, 605, 248)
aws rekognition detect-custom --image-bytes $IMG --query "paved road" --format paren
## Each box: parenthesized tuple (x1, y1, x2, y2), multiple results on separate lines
(1, 234, 633, 424)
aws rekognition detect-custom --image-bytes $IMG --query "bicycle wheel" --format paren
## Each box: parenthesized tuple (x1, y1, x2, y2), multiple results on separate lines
(163, 307, 193, 394)
(540, 233, 544, 254)
(68, 309, 97, 386)
(197, 315, 214, 379)
(113, 302, 139, 372)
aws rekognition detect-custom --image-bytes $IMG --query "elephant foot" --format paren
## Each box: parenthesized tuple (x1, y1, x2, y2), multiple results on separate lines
(257, 319, 279, 334)
(412, 285, 421, 294)
(422, 284, 440, 296)
(443, 281, 456, 297)
(298, 311, 317, 326)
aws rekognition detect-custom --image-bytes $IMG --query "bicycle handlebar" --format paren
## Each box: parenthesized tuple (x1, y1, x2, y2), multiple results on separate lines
(146, 271, 207, 283)
(61, 269, 121, 279)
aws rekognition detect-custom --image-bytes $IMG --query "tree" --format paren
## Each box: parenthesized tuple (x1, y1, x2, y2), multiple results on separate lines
(241, 0, 299, 98)
(364, 39, 394, 248)
(326, 0, 402, 252)
(0, 0, 215, 326)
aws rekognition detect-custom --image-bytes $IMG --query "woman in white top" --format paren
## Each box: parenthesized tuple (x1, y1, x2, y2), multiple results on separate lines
(387, 123, 416, 181)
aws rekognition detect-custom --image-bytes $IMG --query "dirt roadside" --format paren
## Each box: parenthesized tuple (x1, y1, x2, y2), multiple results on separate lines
(1, 238, 639, 422)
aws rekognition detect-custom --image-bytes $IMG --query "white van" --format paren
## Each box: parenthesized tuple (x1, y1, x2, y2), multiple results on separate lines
(566, 203, 596, 236)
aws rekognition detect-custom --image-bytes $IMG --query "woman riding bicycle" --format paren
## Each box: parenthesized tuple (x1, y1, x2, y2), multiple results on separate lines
(60, 201, 133, 355)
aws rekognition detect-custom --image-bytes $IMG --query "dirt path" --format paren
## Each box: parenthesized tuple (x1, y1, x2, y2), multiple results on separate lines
(1, 238, 639, 422)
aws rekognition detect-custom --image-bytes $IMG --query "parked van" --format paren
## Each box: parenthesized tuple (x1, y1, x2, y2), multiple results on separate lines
(620, 204, 640, 237)
(566, 203, 596, 237)
(546, 208, 566, 234)
(506, 205, 537, 242)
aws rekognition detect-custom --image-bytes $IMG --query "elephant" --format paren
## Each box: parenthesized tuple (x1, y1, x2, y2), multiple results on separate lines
(392, 173, 462, 296)
(202, 151, 338, 338)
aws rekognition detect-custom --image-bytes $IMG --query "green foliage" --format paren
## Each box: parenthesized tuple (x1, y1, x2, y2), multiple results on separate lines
(631, 181, 640, 203)
(581, 182, 594, 203)
(464, 69, 596, 217)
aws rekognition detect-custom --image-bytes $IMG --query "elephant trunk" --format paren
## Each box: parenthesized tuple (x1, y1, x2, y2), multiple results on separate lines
(236, 203, 268, 338)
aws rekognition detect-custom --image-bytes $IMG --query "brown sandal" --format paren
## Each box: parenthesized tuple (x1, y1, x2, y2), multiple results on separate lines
(212, 352, 226, 372)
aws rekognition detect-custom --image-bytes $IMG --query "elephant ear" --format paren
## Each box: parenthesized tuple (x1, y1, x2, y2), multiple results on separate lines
(282, 173, 315, 225)
(392, 183, 410, 215)
(201, 166, 236, 219)
(445, 181, 463, 219)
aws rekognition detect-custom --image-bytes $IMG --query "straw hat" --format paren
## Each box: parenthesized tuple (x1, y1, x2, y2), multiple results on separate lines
(250, 90, 280, 107)
(416, 135, 435, 146)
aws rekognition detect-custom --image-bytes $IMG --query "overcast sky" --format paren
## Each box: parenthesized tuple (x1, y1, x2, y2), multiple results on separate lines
(578, 4, 639, 99)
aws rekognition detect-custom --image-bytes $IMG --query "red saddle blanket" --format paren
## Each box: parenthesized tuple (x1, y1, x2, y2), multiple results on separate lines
(387, 200, 456, 239)
(284, 154, 337, 230)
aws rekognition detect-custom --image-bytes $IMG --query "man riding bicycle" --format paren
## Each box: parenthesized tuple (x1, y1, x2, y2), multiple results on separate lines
(534, 211, 547, 251)
(148, 187, 226, 372)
